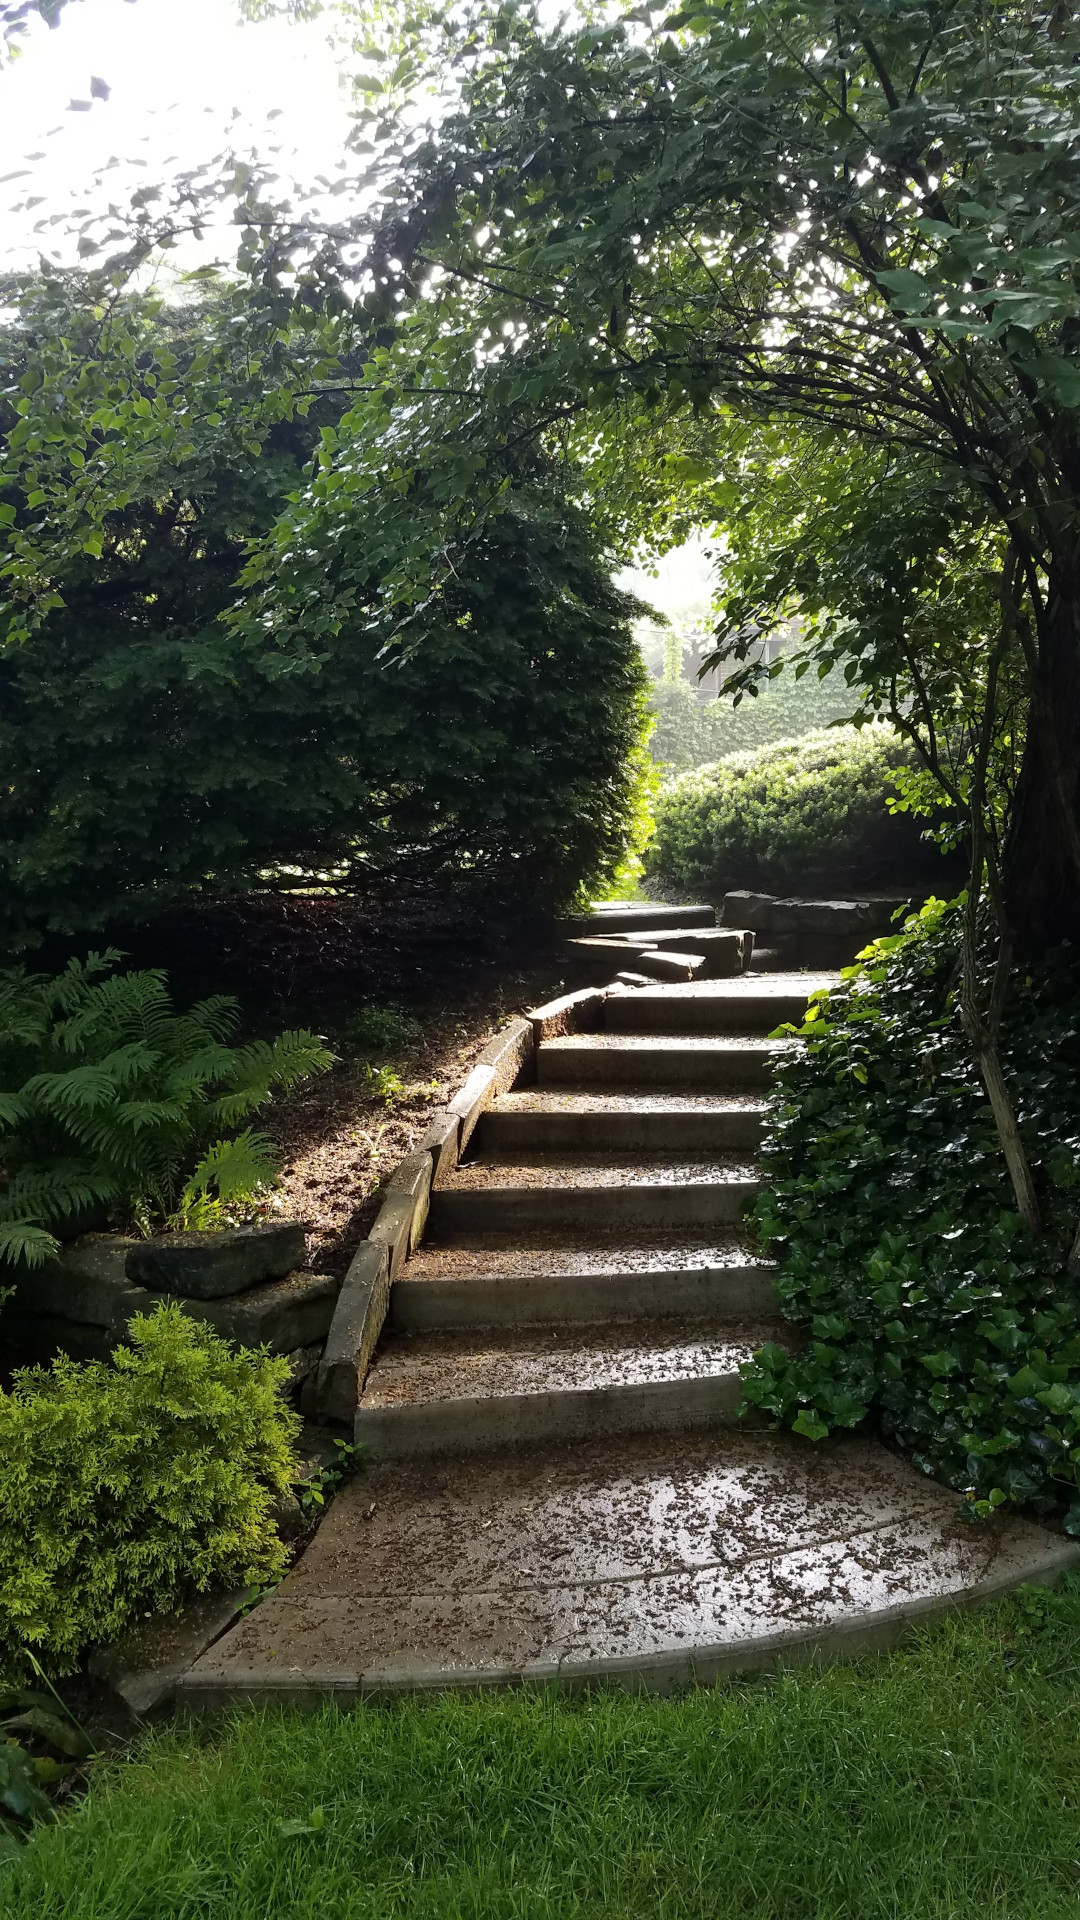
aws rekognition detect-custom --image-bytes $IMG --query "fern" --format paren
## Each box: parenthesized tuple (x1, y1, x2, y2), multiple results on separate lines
(0, 956, 334, 1271)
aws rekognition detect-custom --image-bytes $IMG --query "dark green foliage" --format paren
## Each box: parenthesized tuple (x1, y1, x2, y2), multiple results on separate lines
(0, 475, 648, 940)
(342, 1005, 422, 1055)
(0, 285, 649, 942)
(743, 900, 1080, 1522)
(0, 1305, 299, 1671)
(0, 951, 333, 1269)
(647, 727, 927, 896)
(647, 665, 862, 772)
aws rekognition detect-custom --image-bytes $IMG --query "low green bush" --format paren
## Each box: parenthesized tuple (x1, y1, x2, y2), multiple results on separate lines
(743, 899, 1080, 1525)
(0, 1305, 299, 1671)
(647, 667, 858, 772)
(0, 951, 333, 1270)
(646, 727, 930, 895)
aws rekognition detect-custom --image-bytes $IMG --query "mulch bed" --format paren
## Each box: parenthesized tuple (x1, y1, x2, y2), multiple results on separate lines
(102, 886, 572, 1276)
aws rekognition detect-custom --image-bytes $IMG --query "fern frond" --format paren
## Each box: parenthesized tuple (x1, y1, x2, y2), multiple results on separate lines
(0, 1222, 61, 1268)
(21, 1067, 121, 1116)
(179, 1129, 281, 1209)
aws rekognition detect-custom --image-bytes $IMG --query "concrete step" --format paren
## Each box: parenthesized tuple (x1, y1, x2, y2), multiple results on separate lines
(353, 1318, 785, 1457)
(566, 902, 715, 935)
(391, 1233, 780, 1328)
(428, 1156, 760, 1235)
(538, 1033, 791, 1089)
(179, 1431, 1080, 1702)
(604, 975, 837, 1035)
(475, 1089, 765, 1155)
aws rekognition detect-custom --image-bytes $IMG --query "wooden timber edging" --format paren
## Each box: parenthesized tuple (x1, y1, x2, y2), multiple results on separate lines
(315, 993, 611, 1425)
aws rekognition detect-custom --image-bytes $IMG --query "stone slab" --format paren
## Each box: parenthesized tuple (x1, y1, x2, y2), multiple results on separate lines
(182, 1270, 339, 1352)
(604, 978, 835, 1035)
(10, 1267, 338, 1358)
(720, 891, 910, 939)
(566, 903, 715, 935)
(368, 1192, 417, 1282)
(8, 1235, 148, 1328)
(177, 1431, 1080, 1702)
(448, 1064, 497, 1152)
(416, 1109, 462, 1189)
(527, 988, 608, 1042)
(126, 1222, 308, 1299)
(316, 1241, 391, 1427)
(385, 1149, 433, 1251)
(630, 950, 706, 983)
(90, 1587, 255, 1717)
(475, 1018, 534, 1095)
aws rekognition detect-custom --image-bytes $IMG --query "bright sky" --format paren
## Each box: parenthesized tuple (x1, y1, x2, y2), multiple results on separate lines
(0, 0, 353, 267)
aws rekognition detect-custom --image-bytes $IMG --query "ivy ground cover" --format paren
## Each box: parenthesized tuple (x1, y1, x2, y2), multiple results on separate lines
(743, 901, 1080, 1523)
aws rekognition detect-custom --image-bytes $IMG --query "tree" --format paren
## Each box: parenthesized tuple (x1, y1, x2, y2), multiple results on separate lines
(337, 0, 1080, 953)
(0, 277, 649, 942)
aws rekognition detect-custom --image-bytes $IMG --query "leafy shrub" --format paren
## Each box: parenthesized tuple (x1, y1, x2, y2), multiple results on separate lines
(646, 727, 932, 896)
(742, 900, 1080, 1525)
(343, 1004, 422, 1055)
(0, 1305, 299, 1671)
(0, 276, 649, 944)
(647, 667, 858, 772)
(0, 952, 333, 1269)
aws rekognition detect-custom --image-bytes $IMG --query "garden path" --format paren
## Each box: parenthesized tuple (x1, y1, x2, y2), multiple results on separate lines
(182, 917, 1076, 1700)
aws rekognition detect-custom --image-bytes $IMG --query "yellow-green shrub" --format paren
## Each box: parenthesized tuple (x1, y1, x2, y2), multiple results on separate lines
(0, 1305, 299, 1672)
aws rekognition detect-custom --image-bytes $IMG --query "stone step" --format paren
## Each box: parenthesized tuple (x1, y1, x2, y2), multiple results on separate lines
(566, 938, 705, 983)
(428, 1157, 760, 1235)
(583, 927, 752, 979)
(177, 1430, 1080, 1703)
(391, 1235, 780, 1328)
(352, 1318, 783, 1457)
(566, 902, 715, 935)
(538, 1033, 790, 1089)
(604, 976, 837, 1034)
(475, 1089, 765, 1155)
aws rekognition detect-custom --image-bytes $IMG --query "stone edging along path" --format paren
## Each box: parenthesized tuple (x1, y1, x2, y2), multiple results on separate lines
(176, 901, 1080, 1704)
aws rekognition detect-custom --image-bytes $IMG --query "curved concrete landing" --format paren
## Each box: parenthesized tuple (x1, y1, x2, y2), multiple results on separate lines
(177, 1432, 1079, 1704)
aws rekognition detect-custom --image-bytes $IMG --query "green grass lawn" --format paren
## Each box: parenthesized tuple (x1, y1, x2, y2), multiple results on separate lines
(5, 1583, 1080, 1920)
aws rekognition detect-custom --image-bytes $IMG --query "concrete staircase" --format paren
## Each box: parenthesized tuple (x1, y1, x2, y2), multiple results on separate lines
(181, 906, 1080, 1702)
(351, 973, 815, 1462)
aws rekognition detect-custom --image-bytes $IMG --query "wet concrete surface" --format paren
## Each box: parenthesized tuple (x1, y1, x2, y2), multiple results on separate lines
(181, 1430, 1079, 1698)
(360, 1319, 790, 1407)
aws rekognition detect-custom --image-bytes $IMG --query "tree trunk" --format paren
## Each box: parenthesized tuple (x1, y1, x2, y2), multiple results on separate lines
(1003, 571, 1080, 952)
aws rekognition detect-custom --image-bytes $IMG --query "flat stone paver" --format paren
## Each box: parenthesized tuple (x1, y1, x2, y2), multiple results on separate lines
(179, 1431, 1078, 1701)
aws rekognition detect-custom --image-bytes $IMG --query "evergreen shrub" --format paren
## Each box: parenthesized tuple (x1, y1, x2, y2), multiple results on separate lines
(647, 667, 858, 772)
(0, 952, 333, 1270)
(647, 727, 927, 895)
(743, 900, 1080, 1525)
(0, 1305, 299, 1671)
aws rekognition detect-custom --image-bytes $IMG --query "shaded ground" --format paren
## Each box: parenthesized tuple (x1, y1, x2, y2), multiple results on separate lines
(99, 888, 571, 1277)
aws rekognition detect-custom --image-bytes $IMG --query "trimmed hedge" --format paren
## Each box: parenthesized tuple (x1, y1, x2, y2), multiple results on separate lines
(647, 669, 858, 772)
(646, 727, 931, 896)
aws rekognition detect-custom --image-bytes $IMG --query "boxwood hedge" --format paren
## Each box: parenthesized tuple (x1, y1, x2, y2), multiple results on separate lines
(646, 727, 931, 897)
